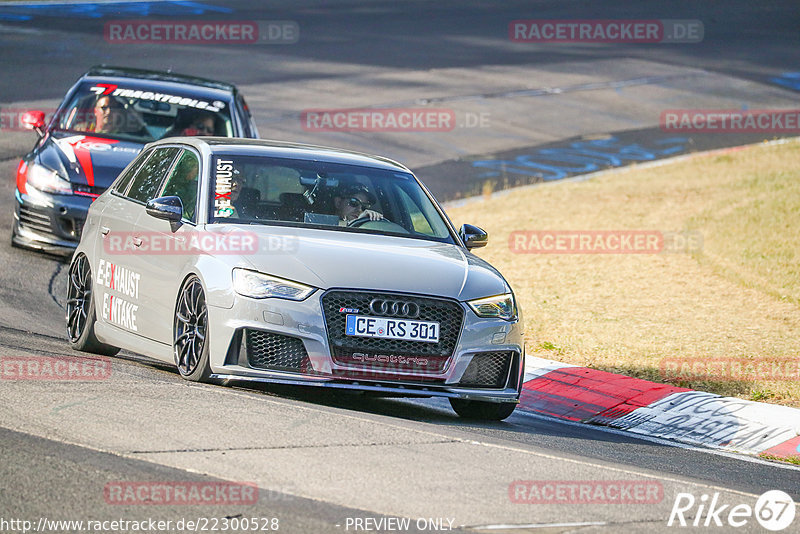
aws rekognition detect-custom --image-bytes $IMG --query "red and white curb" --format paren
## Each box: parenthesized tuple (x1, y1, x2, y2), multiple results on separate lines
(521, 357, 800, 462)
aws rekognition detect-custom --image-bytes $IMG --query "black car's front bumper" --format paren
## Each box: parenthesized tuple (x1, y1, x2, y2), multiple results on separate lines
(13, 188, 94, 255)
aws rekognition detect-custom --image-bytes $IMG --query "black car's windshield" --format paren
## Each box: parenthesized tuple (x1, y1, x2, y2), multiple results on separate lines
(208, 155, 455, 243)
(54, 82, 234, 142)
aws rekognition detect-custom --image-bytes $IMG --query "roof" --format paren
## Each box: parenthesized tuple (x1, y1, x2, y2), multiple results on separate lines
(83, 65, 236, 92)
(149, 137, 412, 173)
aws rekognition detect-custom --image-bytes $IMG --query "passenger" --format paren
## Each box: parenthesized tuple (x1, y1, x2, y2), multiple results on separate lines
(227, 174, 260, 219)
(180, 112, 215, 136)
(164, 110, 217, 138)
(229, 174, 244, 218)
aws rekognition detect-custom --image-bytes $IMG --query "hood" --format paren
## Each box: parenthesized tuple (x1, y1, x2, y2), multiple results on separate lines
(219, 225, 509, 301)
(38, 132, 143, 190)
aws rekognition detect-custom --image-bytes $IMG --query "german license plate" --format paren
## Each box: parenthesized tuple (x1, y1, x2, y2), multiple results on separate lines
(345, 315, 439, 343)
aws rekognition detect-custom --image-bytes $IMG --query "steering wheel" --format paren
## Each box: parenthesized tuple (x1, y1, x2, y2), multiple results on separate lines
(347, 216, 372, 227)
(347, 216, 411, 234)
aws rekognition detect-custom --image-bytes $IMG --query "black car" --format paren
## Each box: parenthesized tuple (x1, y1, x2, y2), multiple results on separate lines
(12, 66, 259, 255)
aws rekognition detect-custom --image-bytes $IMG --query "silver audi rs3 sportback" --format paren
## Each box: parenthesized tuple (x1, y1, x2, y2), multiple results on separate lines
(66, 137, 525, 420)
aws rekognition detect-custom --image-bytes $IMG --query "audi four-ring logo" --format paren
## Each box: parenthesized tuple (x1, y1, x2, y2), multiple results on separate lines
(369, 299, 420, 318)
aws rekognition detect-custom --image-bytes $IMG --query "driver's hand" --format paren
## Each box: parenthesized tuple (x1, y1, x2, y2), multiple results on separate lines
(363, 209, 384, 221)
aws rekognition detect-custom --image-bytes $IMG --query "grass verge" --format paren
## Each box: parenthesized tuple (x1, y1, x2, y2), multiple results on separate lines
(445, 139, 800, 407)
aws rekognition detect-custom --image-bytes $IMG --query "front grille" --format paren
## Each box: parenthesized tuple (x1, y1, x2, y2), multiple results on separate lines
(458, 351, 513, 388)
(245, 329, 310, 372)
(18, 205, 52, 234)
(321, 290, 464, 374)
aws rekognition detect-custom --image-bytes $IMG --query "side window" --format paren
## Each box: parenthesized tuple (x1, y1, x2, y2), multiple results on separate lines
(394, 183, 450, 238)
(160, 149, 200, 223)
(396, 187, 434, 234)
(113, 148, 152, 195)
(125, 147, 180, 203)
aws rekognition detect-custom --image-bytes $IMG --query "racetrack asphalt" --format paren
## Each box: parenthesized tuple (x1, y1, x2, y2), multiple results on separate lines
(1, 1, 799, 531)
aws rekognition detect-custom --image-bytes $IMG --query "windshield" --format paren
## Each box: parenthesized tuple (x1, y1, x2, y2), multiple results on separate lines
(54, 82, 234, 142)
(209, 155, 456, 243)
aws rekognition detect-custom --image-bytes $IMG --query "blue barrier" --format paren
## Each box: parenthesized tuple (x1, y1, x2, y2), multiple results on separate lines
(0, 1, 231, 21)
(473, 136, 688, 181)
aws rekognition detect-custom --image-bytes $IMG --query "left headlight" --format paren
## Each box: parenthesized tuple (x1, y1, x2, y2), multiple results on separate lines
(232, 268, 315, 301)
(467, 293, 517, 321)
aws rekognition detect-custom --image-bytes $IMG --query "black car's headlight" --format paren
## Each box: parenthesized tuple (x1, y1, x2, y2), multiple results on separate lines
(232, 268, 315, 301)
(467, 293, 517, 321)
(26, 163, 72, 195)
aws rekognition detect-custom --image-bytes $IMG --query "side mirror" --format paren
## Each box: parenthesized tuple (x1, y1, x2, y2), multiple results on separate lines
(146, 196, 183, 222)
(21, 110, 46, 137)
(459, 224, 488, 249)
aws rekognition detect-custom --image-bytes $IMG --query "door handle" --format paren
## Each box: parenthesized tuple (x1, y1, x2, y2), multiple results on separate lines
(100, 226, 110, 236)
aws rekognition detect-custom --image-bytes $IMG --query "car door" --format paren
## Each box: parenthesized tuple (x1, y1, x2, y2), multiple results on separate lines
(85, 147, 150, 266)
(132, 147, 203, 345)
(94, 146, 180, 339)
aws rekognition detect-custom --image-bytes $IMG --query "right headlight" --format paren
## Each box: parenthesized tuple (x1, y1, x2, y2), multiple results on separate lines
(232, 268, 315, 301)
(25, 163, 72, 195)
(467, 293, 517, 321)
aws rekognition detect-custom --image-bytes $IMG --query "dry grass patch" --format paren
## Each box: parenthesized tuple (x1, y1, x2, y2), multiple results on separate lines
(445, 140, 800, 406)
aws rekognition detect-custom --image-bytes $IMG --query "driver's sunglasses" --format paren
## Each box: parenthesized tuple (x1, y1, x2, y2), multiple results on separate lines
(347, 198, 370, 210)
(193, 122, 214, 133)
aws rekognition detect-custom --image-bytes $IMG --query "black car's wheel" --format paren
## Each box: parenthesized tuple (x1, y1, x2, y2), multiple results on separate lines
(174, 276, 213, 382)
(449, 398, 517, 421)
(66, 254, 119, 356)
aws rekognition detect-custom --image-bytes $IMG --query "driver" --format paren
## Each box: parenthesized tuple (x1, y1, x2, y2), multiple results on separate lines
(93, 96, 126, 133)
(333, 184, 383, 225)
(85, 95, 147, 136)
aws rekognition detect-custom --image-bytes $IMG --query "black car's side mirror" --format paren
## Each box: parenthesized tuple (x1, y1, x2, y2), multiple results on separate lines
(21, 110, 46, 137)
(146, 196, 183, 222)
(459, 224, 488, 249)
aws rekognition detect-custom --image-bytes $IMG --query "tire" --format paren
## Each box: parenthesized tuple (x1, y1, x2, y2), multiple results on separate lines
(173, 276, 213, 382)
(66, 254, 120, 356)
(449, 398, 517, 421)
